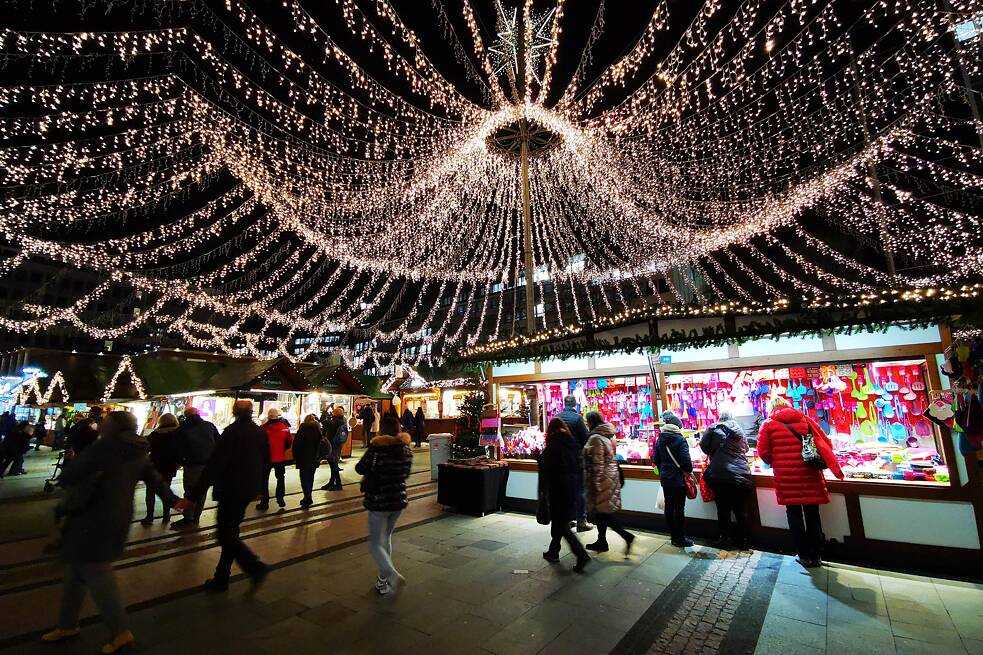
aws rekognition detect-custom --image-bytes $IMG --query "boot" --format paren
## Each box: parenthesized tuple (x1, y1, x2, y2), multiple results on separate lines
(101, 630, 135, 654)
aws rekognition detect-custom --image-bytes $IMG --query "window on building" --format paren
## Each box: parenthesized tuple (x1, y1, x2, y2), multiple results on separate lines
(956, 16, 982, 42)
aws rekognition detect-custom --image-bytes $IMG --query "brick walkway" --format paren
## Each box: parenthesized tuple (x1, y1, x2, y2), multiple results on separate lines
(0, 511, 980, 655)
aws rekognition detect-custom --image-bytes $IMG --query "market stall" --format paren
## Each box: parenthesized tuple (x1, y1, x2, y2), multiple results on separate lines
(489, 323, 983, 576)
(385, 368, 485, 437)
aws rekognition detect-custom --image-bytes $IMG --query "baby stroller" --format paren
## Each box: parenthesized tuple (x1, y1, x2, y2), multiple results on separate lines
(43, 449, 71, 493)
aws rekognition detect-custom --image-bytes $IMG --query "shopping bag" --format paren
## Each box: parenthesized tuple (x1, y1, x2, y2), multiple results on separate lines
(698, 472, 714, 502)
(536, 491, 550, 525)
(656, 485, 666, 511)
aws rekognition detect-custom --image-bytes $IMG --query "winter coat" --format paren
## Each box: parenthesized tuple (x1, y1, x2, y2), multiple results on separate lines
(699, 420, 752, 487)
(355, 432, 413, 512)
(190, 416, 270, 503)
(359, 405, 374, 434)
(67, 418, 99, 454)
(584, 422, 621, 514)
(401, 409, 415, 434)
(653, 424, 692, 488)
(174, 414, 219, 466)
(757, 406, 844, 506)
(292, 422, 324, 470)
(538, 429, 581, 524)
(371, 407, 380, 433)
(553, 408, 590, 449)
(59, 430, 178, 562)
(413, 409, 426, 442)
(147, 425, 180, 479)
(262, 417, 292, 464)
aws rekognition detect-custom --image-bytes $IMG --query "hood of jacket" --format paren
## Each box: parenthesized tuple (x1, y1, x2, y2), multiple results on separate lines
(770, 406, 805, 425)
(659, 423, 683, 437)
(588, 422, 616, 439)
(152, 425, 179, 436)
(371, 432, 411, 448)
(715, 419, 745, 438)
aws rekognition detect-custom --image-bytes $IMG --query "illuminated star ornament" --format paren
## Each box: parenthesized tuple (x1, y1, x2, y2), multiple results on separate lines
(0, 0, 980, 368)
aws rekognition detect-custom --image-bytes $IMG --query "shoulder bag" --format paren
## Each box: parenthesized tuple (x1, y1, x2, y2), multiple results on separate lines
(787, 422, 828, 470)
(665, 443, 698, 500)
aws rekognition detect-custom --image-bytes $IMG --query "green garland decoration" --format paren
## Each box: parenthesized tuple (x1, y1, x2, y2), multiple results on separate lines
(451, 298, 983, 368)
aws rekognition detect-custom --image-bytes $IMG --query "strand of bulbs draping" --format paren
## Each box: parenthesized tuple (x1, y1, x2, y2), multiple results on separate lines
(0, 0, 981, 366)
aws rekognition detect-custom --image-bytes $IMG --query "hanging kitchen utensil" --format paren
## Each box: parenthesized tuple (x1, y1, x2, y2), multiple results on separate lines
(890, 421, 908, 441)
(884, 371, 899, 392)
(913, 419, 932, 438)
(883, 402, 895, 419)
(856, 402, 867, 419)
(861, 373, 876, 396)
(910, 400, 923, 416)
(871, 374, 885, 396)
(874, 398, 886, 408)
(898, 370, 911, 394)
(910, 366, 926, 392)
(861, 419, 878, 440)
(904, 390, 917, 401)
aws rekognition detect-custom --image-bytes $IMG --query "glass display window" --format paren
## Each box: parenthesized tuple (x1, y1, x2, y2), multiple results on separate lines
(441, 389, 470, 418)
(403, 391, 439, 419)
(666, 358, 948, 485)
(498, 386, 527, 418)
(190, 396, 234, 429)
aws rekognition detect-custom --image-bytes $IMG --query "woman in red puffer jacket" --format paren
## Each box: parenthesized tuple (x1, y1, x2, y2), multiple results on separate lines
(758, 396, 843, 568)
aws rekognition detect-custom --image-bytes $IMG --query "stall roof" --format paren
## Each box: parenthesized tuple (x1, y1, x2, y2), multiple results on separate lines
(299, 363, 366, 396)
(0, 348, 125, 404)
(199, 357, 311, 393)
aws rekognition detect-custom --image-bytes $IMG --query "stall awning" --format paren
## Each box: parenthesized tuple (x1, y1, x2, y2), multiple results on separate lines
(300, 363, 366, 396)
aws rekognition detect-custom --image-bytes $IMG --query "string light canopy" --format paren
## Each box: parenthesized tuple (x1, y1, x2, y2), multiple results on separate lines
(0, 0, 981, 368)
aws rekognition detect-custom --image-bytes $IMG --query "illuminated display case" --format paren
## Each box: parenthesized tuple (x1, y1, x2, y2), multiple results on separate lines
(666, 358, 947, 485)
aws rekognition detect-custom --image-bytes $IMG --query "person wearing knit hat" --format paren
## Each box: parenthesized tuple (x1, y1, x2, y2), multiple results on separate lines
(320, 406, 348, 491)
(661, 411, 684, 429)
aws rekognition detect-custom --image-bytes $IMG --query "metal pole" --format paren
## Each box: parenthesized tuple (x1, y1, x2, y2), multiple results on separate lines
(848, 45, 897, 279)
(942, 0, 983, 150)
(520, 128, 536, 335)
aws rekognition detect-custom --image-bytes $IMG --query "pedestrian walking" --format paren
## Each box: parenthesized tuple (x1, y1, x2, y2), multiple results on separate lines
(358, 402, 375, 444)
(141, 413, 180, 526)
(553, 395, 592, 532)
(700, 411, 753, 550)
(258, 407, 292, 510)
(584, 411, 635, 556)
(321, 406, 347, 490)
(653, 412, 693, 547)
(66, 406, 102, 455)
(758, 396, 843, 568)
(184, 399, 270, 592)
(0, 421, 31, 477)
(400, 406, 415, 439)
(355, 414, 413, 595)
(171, 406, 219, 527)
(53, 411, 67, 451)
(412, 406, 426, 448)
(33, 414, 47, 450)
(539, 417, 591, 572)
(41, 411, 189, 653)
(293, 414, 325, 508)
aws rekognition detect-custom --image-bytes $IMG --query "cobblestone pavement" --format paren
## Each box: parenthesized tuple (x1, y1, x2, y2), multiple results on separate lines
(0, 512, 980, 655)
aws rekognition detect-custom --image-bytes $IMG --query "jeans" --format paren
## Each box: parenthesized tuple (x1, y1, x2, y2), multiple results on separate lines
(58, 562, 127, 635)
(786, 504, 824, 561)
(574, 462, 587, 521)
(298, 467, 316, 504)
(709, 481, 750, 544)
(367, 510, 401, 581)
(327, 451, 342, 488)
(546, 518, 588, 558)
(182, 464, 206, 521)
(594, 512, 634, 546)
(145, 474, 174, 521)
(214, 498, 264, 582)
(662, 486, 687, 544)
(261, 462, 287, 504)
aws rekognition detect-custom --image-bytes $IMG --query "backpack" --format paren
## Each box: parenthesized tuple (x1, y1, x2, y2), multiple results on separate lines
(333, 422, 349, 446)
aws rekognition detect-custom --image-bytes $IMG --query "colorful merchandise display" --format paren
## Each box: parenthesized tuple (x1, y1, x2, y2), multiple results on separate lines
(666, 358, 947, 484)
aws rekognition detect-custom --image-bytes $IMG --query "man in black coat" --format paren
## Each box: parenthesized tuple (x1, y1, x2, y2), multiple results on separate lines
(553, 395, 593, 532)
(184, 400, 270, 592)
(66, 406, 102, 455)
(171, 406, 219, 527)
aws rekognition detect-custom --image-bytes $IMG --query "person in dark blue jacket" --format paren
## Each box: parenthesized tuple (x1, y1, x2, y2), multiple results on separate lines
(553, 395, 592, 532)
(700, 412, 752, 549)
(653, 414, 693, 547)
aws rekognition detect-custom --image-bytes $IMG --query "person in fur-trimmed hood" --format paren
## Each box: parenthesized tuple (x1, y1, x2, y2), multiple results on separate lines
(583, 411, 635, 556)
(355, 415, 413, 595)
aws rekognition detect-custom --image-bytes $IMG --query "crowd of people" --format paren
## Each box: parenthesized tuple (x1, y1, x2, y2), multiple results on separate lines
(24, 389, 846, 651)
(536, 394, 844, 572)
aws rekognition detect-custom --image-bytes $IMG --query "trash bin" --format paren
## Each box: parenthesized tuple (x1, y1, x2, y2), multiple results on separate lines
(427, 433, 452, 480)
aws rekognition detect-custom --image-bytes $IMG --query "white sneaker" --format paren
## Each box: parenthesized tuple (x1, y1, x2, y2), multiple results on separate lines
(376, 582, 392, 596)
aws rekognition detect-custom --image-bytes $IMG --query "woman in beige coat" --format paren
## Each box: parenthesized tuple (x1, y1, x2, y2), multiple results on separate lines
(583, 411, 635, 556)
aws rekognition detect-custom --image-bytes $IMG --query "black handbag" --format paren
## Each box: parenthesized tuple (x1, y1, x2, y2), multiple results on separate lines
(536, 490, 551, 525)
